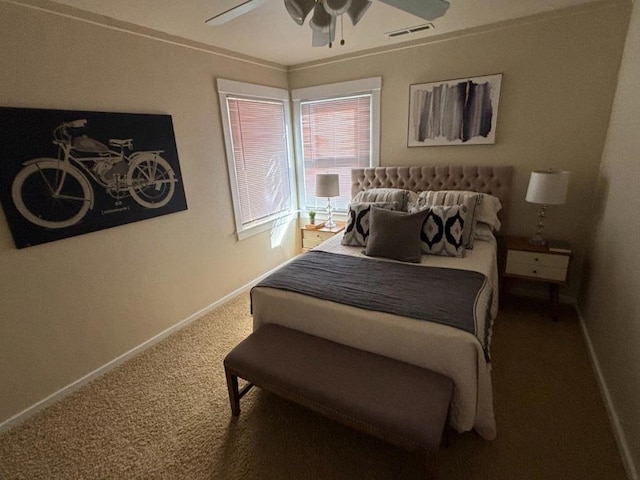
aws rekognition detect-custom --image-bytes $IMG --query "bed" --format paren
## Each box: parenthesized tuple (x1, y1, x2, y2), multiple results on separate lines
(251, 165, 513, 440)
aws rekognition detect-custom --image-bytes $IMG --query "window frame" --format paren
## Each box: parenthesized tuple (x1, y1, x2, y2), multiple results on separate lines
(291, 77, 381, 214)
(217, 79, 297, 241)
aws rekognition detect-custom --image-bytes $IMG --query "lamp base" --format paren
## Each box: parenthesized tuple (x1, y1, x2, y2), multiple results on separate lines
(529, 204, 548, 246)
(325, 197, 336, 229)
(528, 234, 547, 246)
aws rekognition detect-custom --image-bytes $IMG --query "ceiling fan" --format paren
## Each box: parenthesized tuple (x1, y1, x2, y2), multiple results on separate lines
(206, 0, 450, 48)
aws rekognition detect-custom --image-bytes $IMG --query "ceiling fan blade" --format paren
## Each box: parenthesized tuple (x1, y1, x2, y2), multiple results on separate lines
(205, 0, 267, 26)
(346, 0, 372, 26)
(377, 0, 449, 21)
(284, 0, 315, 25)
(309, 2, 333, 32)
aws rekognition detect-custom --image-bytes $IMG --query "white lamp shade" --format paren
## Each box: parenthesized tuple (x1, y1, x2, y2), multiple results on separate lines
(316, 174, 340, 197)
(525, 170, 570, 205)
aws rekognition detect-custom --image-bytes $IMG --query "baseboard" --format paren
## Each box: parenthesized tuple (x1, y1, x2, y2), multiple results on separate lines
(576, 305, 638, 480)
(0, 258, 294, 434)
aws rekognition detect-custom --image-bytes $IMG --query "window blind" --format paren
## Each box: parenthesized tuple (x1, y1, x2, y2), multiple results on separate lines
(227, 97, 291, 226)
(300, 94, 371, 210)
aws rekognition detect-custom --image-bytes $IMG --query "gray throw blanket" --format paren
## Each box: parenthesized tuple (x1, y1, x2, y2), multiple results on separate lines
(252, 250, 491, 360)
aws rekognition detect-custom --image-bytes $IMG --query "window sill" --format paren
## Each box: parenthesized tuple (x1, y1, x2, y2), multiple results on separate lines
(305, 211, 348, 223)
(236, 212, 296, 241)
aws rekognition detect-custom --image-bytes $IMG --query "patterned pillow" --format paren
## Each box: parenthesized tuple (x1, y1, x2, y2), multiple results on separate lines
(410, 190, 480, 249)
(420, 205, 468, 257)
(341, 201, 398, 247)
(352, 188, 410, 211)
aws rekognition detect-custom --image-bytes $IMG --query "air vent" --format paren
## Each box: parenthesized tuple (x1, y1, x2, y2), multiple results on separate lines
(386, 23, 434, 39)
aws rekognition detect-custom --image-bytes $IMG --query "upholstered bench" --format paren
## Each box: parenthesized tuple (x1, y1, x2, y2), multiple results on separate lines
(224, 324, 454, 477)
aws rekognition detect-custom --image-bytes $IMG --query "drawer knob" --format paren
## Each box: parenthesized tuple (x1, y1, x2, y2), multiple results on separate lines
(533, 270, 538, 274)
(534, 258, 539, 262)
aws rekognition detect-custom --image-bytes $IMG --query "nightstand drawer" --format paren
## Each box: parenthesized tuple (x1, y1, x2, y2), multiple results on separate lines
(501, 236, 572, 321)
(505, 261, 568, 282)
(302, 238, 323, 249)
(300, 222, 345, 252)
(506, 250, 569, 269)
(302, 229, 336, 246)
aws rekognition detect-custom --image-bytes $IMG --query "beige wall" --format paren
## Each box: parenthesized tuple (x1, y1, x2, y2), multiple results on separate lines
(579, 0, 640, 476)
(289, 2, 631, 298)
(0, 0, 634, 435)
(0, 3, 296, 424)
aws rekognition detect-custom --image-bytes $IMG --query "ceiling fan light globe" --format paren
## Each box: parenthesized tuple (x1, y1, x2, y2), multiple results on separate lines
(310, 2, 333, 31)
(347, 0, 371, 25)
(324, 0, 351, 16)
(312, 28, 330, 46)
(311, 17, 336, 46)
(284, 0, 315, 25)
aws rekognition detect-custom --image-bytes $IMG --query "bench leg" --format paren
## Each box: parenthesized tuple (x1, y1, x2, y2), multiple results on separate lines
(225, 369, 241, 416)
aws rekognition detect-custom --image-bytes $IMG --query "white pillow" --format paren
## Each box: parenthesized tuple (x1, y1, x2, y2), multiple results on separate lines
(475, 193, 503, 232)
(352, 188, 410, 211)
(406, 190, 419, 211)
(473, 222, 497, 243)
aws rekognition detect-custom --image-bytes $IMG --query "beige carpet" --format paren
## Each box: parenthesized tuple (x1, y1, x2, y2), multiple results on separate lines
(0, 294, 627, 479)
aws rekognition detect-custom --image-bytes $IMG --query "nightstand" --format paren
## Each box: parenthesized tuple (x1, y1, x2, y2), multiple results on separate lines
(301, 221, 345, 252)
(501, 236, 572, 321)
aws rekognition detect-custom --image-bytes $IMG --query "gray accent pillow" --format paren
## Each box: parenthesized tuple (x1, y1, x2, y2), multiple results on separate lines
(410, 190, 480, 249)
(364, 207, 428, 263)
(352, 188, 410, 211)
(341, 201, 398, 247)
(420, 205, 468, 257)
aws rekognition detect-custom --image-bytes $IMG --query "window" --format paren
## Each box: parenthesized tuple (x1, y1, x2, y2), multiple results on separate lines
(292, 77, 381, 211)
(218, 79, 296, 240)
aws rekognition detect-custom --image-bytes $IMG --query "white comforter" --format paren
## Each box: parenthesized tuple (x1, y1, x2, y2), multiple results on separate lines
(251, 232, 499, 440)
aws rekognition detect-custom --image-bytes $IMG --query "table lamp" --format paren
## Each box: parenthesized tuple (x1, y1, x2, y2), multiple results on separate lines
(315, 173, 340, 229)
(525, 169, 570, 245)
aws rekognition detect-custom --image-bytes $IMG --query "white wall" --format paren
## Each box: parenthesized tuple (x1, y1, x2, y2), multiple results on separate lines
(579, 0, 640, 477)
(289, 2, 631, 298)
(0, 2, 295, 424)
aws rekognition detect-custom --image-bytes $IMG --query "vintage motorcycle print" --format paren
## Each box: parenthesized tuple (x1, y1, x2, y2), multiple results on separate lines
(11, 119, 178, 229)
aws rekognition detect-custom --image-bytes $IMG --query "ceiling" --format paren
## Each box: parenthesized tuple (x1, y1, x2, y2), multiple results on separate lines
(49, 0, 604, 66)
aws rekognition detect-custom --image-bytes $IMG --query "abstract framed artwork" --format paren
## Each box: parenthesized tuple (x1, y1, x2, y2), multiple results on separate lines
(408, 74, 503, 147)
(0, 107, 188, 248)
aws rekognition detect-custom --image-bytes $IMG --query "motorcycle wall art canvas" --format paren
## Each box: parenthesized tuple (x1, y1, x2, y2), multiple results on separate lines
(0, 107, 188, 249)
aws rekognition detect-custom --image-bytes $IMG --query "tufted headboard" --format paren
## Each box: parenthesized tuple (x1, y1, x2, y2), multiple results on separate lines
(351, 165, 514, 224)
